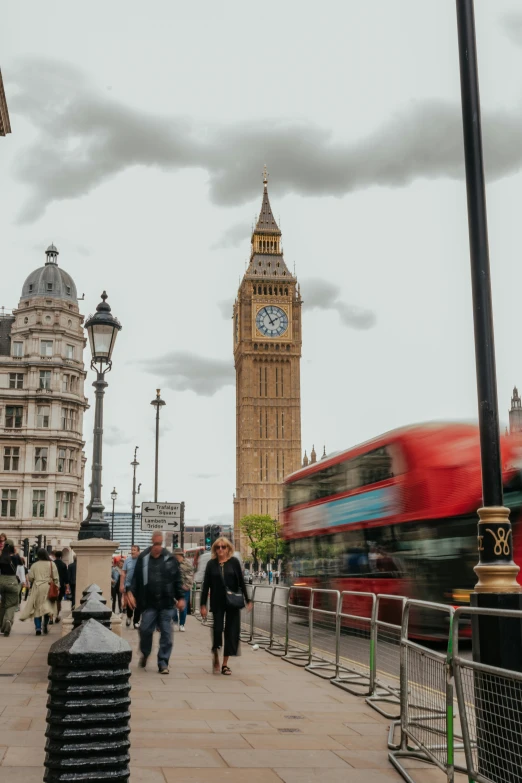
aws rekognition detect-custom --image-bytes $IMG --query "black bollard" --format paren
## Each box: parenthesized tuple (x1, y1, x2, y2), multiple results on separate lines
(45, 618, 132, 783)
(72, 595, 112, 629)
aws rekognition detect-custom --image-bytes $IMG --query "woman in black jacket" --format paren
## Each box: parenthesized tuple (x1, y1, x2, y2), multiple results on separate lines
(200, 537, 251, 675)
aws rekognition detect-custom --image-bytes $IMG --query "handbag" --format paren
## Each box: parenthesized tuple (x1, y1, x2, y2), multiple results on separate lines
(219, 562, 245, 610)
(47, 563, 59, 602)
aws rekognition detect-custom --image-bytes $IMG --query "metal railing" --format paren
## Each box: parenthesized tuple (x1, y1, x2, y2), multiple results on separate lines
(194, 581, 522, 783)
(453, 606, 522, 783)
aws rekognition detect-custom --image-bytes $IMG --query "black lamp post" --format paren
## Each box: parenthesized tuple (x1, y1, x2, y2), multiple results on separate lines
(131, 447, 139, 546)
(79, 292, 122, 540)
(150, 389, 166, 503)
(111, 488, 117, 541)
(456, 2, 522, 779)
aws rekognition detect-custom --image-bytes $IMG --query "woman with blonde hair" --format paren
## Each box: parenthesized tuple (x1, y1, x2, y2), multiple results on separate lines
(200, 537, 251, 675)
(20, 548, 59, 635)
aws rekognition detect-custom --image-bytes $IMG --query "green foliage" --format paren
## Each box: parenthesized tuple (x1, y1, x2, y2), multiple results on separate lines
(239, 514, 284, 565)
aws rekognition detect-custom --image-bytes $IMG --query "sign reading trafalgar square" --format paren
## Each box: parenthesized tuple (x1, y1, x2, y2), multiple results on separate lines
(140, 502, 182, 531)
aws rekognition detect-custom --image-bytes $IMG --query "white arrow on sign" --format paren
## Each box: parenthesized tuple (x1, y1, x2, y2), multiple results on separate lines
(140, 502, 183, 532)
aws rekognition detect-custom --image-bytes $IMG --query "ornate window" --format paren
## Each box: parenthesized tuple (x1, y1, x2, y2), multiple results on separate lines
(3, 447, 20, 471)
(40, 340, 53, 357)
(6, 406, 23, 428)
(40, 370, 52, 390)
(9, 373, 23, 389)
(34, 448, 48, 472)
(32, 490, 46, 518)
(1, 489, 17, 517)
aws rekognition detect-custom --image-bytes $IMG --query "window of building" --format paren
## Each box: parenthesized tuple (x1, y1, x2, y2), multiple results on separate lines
(66, 344, 74, 360)
(34, 447, 48, 472)
(55, 492, 61, 518)
(39, 370, 52, 390)
(66, 286, 71, 295)
(1, 489, 17, 517)
(67, 449, 77, 474)
(47, 282, 53, 291)
(61, 408, 77, 431)
(29, 284, 33, 292)
(3, 447, 20, 471)
(63, 492, 71, 518)
(5, 406, 23, 428)
(40, 340, 53, 357)
(36, 405, 50, 428)
(62, 374, 69, 392)
(9, 373, 23, 389)
(32, 490, 46, 518)
(57, 448, 66, 473)
(12, 342, 23, 358)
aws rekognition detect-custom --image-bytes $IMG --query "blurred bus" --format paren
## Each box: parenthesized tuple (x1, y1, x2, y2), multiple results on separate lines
(282, 422, 522, 637)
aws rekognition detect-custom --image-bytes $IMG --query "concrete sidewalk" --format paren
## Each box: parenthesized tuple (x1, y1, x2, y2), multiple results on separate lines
(0, 609, 457, 782)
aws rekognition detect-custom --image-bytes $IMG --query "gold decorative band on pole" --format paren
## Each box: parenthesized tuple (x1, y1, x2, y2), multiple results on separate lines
(474, 506, 521, 593)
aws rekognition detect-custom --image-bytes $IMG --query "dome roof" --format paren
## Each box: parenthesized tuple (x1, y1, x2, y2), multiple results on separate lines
(21, 245, 77, 302)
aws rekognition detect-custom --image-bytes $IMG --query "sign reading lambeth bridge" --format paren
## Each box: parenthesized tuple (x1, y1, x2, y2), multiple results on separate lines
(140, 502, 182, 531)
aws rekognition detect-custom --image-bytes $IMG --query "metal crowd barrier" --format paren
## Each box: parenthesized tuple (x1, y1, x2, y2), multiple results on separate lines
(305, 589, 340, 679)
(249, 585, 273, 647)
(283, 585, 313, 665)
(388, 599, 456, 783)
(267, 586, 290, 656)
(332, 590, 376, 695)
(240, 583, 254, 641)
(453, 606, 522, 783)
(366, 594, 405, 719)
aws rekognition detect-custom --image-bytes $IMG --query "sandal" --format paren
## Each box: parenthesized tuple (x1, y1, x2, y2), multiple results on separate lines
(221, 665, 232, 676)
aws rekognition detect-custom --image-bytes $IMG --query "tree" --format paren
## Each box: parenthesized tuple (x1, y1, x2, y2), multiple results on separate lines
(239, 514, 284, 568)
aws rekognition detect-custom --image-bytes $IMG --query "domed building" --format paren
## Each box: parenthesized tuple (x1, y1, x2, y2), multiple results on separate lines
(0, 245, 87, 548)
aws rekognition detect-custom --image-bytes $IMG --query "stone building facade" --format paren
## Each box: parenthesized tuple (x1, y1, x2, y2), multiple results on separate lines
(0, 245, 87, 547)
(233, 172, 302, 554)
(0, 68, 11, 137)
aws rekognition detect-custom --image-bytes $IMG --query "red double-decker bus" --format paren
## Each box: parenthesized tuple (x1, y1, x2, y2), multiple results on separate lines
(282, 423, 522, 632)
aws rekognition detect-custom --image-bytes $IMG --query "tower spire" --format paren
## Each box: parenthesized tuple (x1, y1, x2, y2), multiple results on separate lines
(263, 164, 269, 190)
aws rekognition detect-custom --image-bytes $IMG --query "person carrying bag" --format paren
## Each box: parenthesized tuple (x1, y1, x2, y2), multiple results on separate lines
(200, 537, 251, 676)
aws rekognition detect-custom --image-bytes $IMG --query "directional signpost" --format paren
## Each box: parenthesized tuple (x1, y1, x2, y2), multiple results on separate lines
(140, 502, 182, 532)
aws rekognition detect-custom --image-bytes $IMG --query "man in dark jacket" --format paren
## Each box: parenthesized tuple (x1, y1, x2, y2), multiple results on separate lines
(53, 551, 68, 622)
(127, 530, 185, 674)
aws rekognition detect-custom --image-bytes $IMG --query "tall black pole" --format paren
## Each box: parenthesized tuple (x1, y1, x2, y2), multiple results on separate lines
(79, 373, 110, 539)
(131, 447, 139, 547)
(150, 390, 166, 504)
(456, 3, 522, 780)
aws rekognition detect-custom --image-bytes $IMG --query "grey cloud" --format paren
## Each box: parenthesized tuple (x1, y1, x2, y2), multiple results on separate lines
(9, 58, 522, 222)
(141, 351, 234, 396)
(302, 277, 376, 330)
(212, 222, 250, 249)
(217, 299, 234, 319)
(103, 425, 134, 446)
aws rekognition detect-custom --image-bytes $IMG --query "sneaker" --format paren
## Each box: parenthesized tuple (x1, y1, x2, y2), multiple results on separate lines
(3, 620, 12, 637)
(126, 617, 131, 628)
(133, 622, 140, 630)
(43, 624, 49, 635)
(138, 655, 148, 669)
(35, 629, 42, 636)
(159, 666, 169, 674)
(180, 625, 185, 632)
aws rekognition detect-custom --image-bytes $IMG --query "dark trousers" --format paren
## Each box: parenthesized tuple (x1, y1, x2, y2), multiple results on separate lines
(140, 607, 175, 669)
(112, 585, 121, 613)
(211, 606, 241, 657)
(126, 601, 141, 625)
(70, 584, 76, 608)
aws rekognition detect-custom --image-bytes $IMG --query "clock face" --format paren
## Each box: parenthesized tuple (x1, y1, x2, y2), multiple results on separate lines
(256, 306, 289, 337)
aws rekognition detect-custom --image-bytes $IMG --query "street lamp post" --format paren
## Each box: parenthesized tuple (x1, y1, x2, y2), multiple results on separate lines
(456, 2, 522, 778)
(79, 292, 122, 540)
(150, 389, 166, 503)
(111, 488, 117, 541)
(131, 447, 139, 547)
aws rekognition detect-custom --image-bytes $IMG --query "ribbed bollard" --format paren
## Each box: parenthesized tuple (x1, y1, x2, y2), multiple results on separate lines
(45, 617, 132, 783)
(72, 596, 112, 629)
(80, 583, 106, 605)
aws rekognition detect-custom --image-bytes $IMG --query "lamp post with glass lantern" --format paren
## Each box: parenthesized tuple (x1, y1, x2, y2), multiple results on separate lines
(78, 292, 122, 540)
(111, 488, 117, 541)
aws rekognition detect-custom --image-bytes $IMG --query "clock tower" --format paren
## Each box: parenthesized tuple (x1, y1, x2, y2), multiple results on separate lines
(233, 169, 302, 555)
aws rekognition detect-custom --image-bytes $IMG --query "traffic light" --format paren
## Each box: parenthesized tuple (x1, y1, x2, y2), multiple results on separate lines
(211, 525, 222, 544)
(37, 534, 42, 550)
(173, 534, 179, 548)
(23, 538, 29, 559)
(204, 525, 212, 550)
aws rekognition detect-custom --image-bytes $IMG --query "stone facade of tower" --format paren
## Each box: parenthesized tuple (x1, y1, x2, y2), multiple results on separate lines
(233, 174, 302, 556)
(0, 245, 87, 547)
(509, 387, 522, 435)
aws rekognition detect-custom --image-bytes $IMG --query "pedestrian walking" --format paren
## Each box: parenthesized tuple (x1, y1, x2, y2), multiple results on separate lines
(67, 558, 77, 608)
(200, 537, 251, 676)
(172, 549, 194, 631)
(126, 530, 185, 674)
(111, 557, 123, 614)
(53, 551, 68, 623)
(121, 545, 141, 628)
(0, 534, 22, 636)
(19, 549, 59, 635)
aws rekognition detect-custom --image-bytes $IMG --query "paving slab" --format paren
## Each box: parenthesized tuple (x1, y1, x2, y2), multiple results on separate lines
(0, 605, 401, 780)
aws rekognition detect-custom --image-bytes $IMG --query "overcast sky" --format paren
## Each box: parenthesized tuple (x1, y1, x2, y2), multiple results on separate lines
(2, 1, 522, 524)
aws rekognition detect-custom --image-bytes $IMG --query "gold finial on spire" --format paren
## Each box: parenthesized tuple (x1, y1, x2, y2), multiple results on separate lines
(263, 164, 269, 189)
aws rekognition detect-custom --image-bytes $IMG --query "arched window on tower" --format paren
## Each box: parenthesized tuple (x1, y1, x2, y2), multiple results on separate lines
(284, 288, 288, 295)
(269, 286, 272, 295)
(264, 286, 267, 294)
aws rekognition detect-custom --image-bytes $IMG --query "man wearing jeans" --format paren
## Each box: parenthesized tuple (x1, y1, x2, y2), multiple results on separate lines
(120, 545, 141, 628)
(127, 531, 185, 675)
